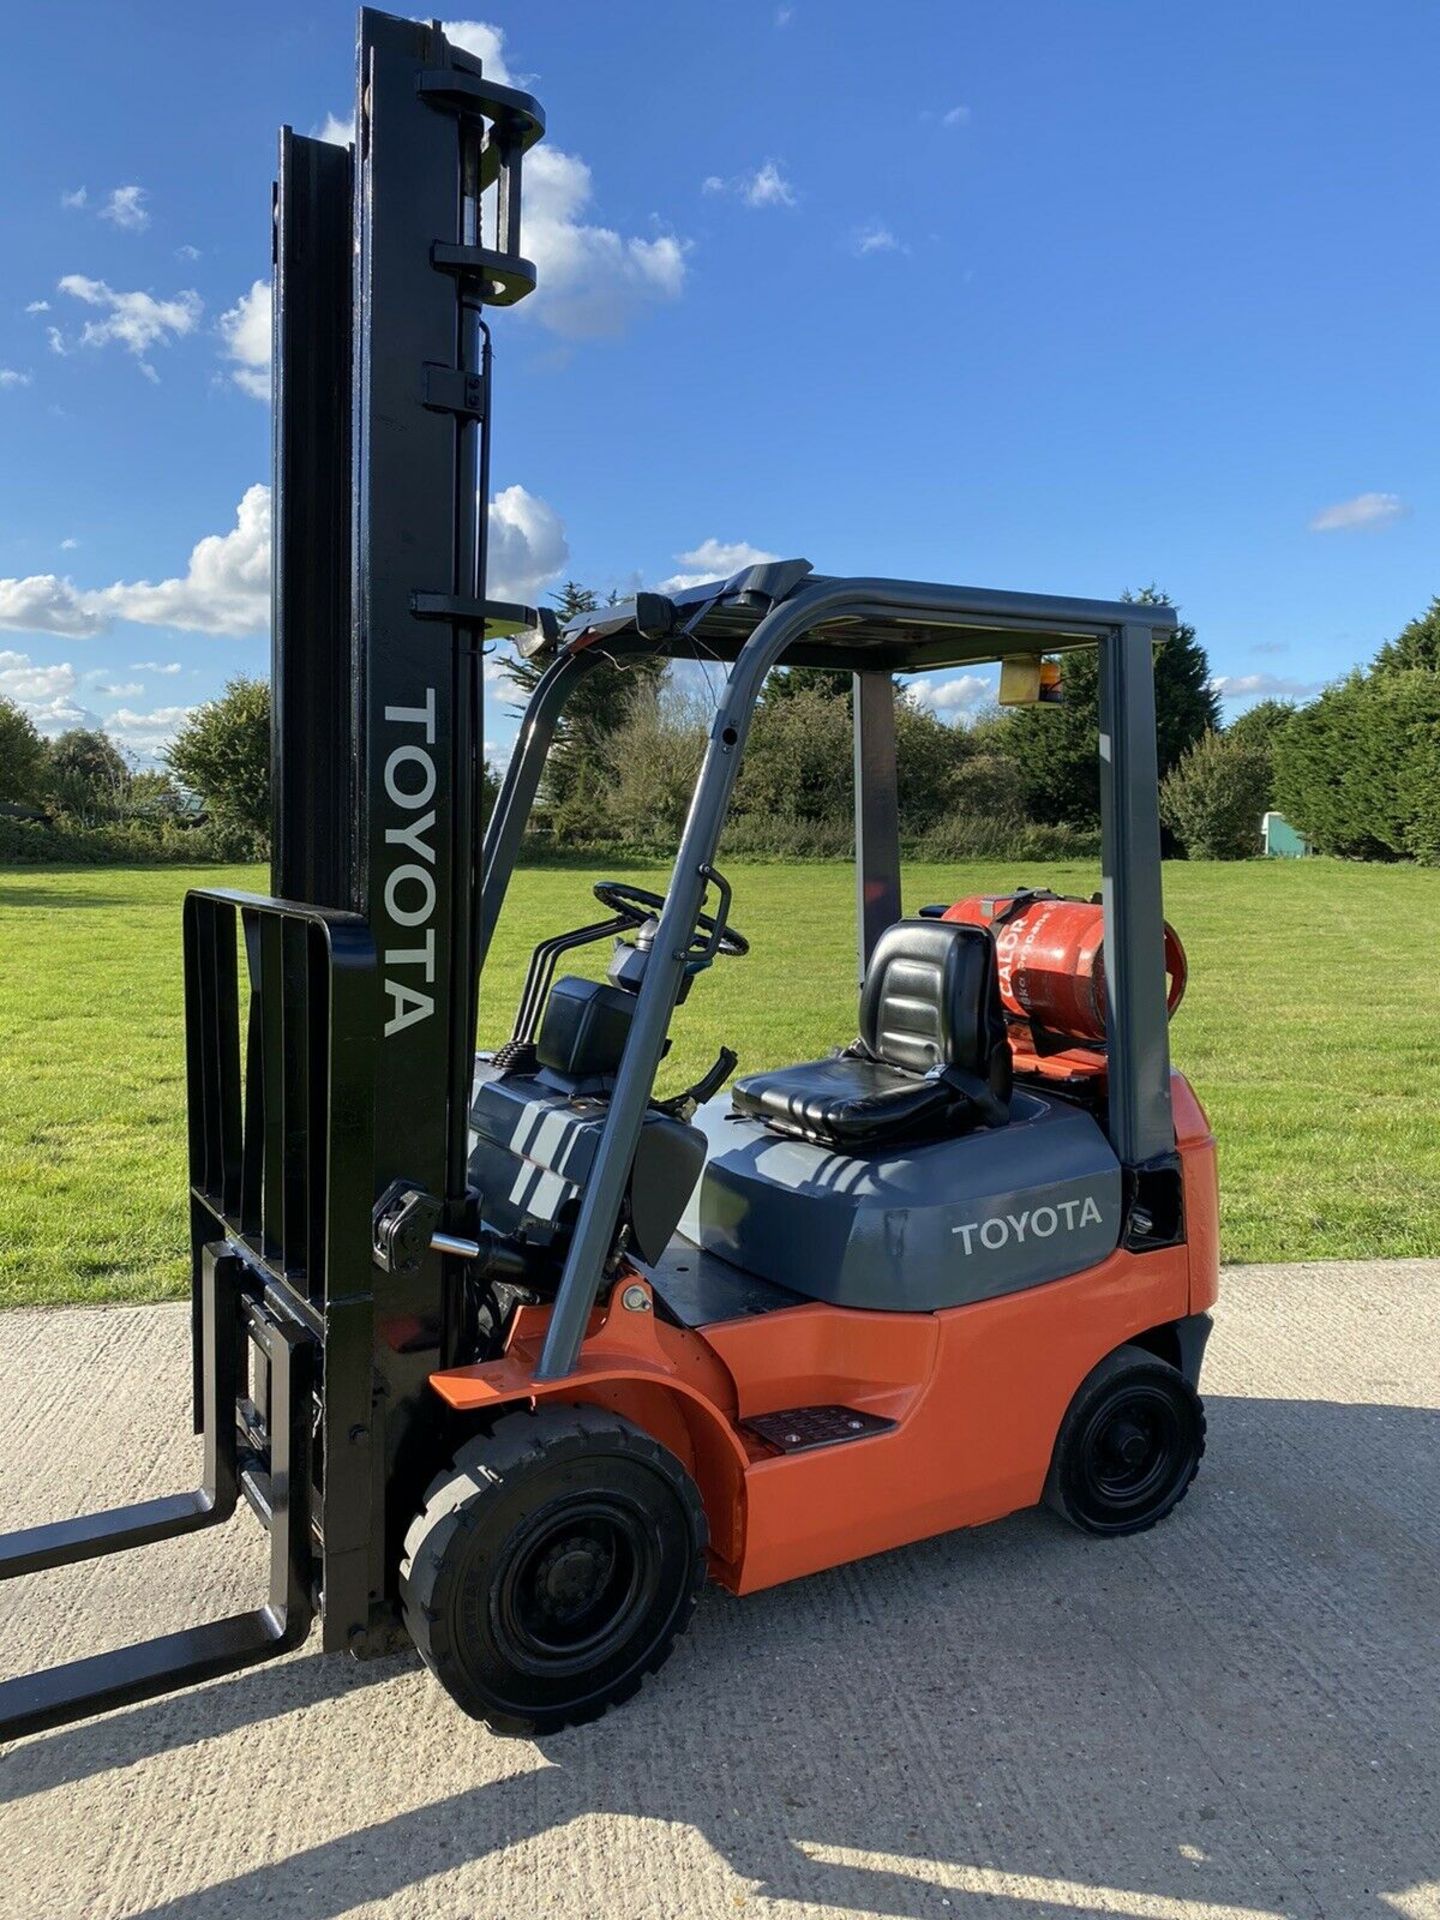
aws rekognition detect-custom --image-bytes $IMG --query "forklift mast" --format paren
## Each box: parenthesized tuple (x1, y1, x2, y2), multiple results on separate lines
(0, 9, 546, 1739)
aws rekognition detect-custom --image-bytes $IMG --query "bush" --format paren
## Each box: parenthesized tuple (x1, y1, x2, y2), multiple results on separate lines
(0, 815, 219, 865)
(721, 810, 854, 859)
(912, 811, 1100, 862)
(1160, 730, 1271, 859)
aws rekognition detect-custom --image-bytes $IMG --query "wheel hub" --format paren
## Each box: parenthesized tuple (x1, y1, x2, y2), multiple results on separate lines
(533, 1535, 614, 1621)
(1106, 1418, 1151, 1470)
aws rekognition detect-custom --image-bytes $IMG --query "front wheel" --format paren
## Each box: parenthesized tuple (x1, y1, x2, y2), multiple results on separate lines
(1045, 1344, 1206, 1536)
(400, 1405, 707, 1735)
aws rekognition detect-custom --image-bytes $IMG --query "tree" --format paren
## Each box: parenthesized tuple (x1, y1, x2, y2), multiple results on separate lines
(504, 582, 665, 841)
(47, 727, 132, 826)
(996, 587, 1220, 830)
(1373, 596, 1440, 675)
(1222, 698, 1295, 816)
(1273, 668, 1440, 862)
(893, 693, 985, 832)
(1160, 730, 1270, 859)
(758, 664, 852, 707)
(0, 698, 48, 806)
(733, 685, 854, 827)
(600, 678, 711, 847)
(1225, 698, 1296, 754)
(165, 677, 272, 841)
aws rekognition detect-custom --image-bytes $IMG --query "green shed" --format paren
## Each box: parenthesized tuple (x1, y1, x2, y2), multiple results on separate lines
(1263, 811, 1311, 858)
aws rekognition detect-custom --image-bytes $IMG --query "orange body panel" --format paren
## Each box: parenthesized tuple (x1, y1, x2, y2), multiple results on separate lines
(431, 1074, 1219, 1595)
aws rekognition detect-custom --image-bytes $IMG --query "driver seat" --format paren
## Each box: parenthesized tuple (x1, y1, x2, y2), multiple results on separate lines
(730, 919, 1011, 1152)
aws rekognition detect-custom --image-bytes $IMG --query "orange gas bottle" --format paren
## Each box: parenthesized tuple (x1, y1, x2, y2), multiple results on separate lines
(942, 890, 1187, 1079)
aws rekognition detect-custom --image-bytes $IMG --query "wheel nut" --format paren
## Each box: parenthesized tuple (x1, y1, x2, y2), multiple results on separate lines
(621, 1284, 650, 1313)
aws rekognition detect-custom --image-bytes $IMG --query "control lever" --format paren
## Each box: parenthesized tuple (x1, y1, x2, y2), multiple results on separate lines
(654, 1046, 738, 1124)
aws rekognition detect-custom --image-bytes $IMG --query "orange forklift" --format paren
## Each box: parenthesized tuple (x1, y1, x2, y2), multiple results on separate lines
(0, 9, 1216, 1742)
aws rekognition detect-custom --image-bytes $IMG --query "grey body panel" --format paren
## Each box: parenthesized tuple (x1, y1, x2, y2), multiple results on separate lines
(467, 1066, 703, 1256)
(679, 1089, 1122, 1312)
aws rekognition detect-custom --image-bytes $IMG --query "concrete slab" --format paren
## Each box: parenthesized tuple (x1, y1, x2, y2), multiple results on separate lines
(1, 1261, 1437, 1920)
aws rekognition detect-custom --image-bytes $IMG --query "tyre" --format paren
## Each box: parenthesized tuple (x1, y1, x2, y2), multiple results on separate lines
(400, 1405, 708, 1735)
(1044, 1343, 1206, 1536)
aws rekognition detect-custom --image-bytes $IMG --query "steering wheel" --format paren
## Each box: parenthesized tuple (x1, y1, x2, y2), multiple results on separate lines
(592, 879, 749, 959)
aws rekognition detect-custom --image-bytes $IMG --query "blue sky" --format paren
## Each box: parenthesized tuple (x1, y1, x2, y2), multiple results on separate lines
(1, 1, 1436, 768)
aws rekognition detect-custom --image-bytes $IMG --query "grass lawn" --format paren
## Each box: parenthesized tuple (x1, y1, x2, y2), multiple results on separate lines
(2, 858, 1438, 1307)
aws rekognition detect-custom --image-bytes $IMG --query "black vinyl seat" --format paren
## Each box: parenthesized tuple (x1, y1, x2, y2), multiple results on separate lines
(731, 919, 1011, 1152)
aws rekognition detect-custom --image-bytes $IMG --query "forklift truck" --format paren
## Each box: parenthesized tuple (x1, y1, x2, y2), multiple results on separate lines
(0, 9, 1217, 1741)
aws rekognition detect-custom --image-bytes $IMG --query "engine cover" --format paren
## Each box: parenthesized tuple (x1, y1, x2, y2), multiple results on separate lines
(679, 1088, 1123, 1312)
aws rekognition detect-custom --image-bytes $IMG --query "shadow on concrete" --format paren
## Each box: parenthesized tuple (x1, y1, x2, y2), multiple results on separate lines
(3, 1392, 1436, 1920)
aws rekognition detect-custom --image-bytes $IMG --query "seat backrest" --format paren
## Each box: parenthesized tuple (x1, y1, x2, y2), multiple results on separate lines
(858, 918, 1008, 1083)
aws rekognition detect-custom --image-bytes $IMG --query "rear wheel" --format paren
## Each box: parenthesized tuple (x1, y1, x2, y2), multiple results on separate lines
(400, 1405, 707, 1734)
(1045, 1344, 1205, 1536)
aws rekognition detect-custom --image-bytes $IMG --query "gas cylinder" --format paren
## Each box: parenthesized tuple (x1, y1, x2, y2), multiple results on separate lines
(943, 890, 1186, 1043)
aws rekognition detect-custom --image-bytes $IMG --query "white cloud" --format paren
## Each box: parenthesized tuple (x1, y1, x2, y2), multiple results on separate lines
(482, 650, 526, 707)
(218, 279, 271, 400)
(95, 680, 144, 697)
(315, 17, 516, 135)
(440, 19, 513, 77)
(487, 484, 569, 602)
(1210, 672, 1325, 701)
(176, 244, 202, 262)
(25, 299, 50, 313)
(904, 672, 993, 716)
(0, 573, 106, 637)
(745, 161, 795, 208)
(1250, 640, 1288, 656)
(99, 185, 150, 232)
(92, 485, 272, 634)
(942, 105, 971, 127)
(317, 23, 683, 341)
(52, 275, 202, 377)
(0, 368, 31, 388)
(775, 4, 795, 23)
(105, 704, 196, 758)
(133, 660, 183, 673)
(59, 537, 79, 551)
(0, 651, 77, 702)
(2, 480, 563, 647)
(61, 187, 88, 210)
(0, 489, 268, 639)
(0, 653, 97, 735)
(23, 694, 103, 735)
(657, 538, 781, 594)
(705, 161, 796, 209)
(524, 147, 687, 338)
(1308, 491, 1408, 533)
(854, 224, 903, 255)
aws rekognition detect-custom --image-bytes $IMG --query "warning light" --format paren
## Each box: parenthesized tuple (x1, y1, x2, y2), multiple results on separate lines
(998, 656, 1064, 706)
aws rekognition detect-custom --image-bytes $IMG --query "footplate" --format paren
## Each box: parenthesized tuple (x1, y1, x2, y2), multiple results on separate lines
(742, 1405, 897, 1454)
(0, 1248, 315, 1742)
